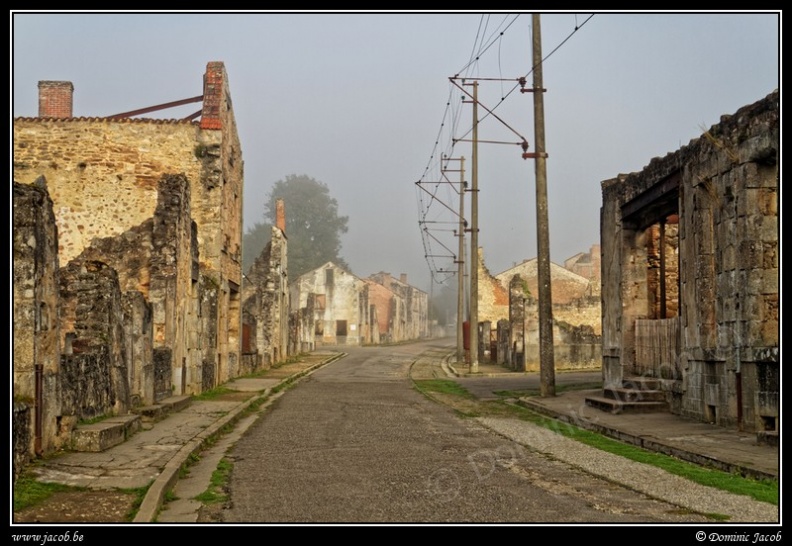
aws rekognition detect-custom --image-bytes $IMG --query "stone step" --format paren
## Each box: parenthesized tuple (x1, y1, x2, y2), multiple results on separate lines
(621, 376, 662, 391)
(756, 430, 778, 447)
(70, 414, 142, 452)
(584, 395, 669, 415)
(603, 386, 666, 403)
(132, 395, 192, 422)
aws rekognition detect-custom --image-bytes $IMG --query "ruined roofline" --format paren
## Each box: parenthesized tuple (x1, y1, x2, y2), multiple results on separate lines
(494, 258, 591, 285)
(368, 272, 428, 294)
(601, 88, 779, 192)
(14, 116, 200, 125)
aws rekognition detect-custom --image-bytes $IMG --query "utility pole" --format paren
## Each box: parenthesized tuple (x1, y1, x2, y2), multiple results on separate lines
(469, 81, 480, 374)
(456, 157, 467, 363)
(532, 13, 555, 396)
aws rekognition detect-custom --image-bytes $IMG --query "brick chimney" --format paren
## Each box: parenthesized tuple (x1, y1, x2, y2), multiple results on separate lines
(400, 273, 407, 285)
(38, 81, 74, 118)
(200, 61, 226, 130)
(275, 199, 286, 232)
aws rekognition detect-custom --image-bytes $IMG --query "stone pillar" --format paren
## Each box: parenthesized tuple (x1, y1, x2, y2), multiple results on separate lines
(509, 275, 527, 371)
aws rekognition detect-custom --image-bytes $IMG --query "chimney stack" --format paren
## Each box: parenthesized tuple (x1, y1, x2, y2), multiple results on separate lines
(400, 273, 408, 284)
(276, 199, 286, 232)
(200, 62, 226, 130)
(38, 81, 74, 118)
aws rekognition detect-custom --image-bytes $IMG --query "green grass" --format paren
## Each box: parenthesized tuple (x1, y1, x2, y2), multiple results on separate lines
(179, 452, 201, 479)
(413, 378, 779, 507)
(13, 473, 85, 512)
(494, 381, 602, 398)
(194, 458, 233, 505)
(13, 473, 151, 522)
(77, 413, 111, 426)
(192, 386, 236, 401)
(414, 378, 477, 399)
(120, 484, 151, 522)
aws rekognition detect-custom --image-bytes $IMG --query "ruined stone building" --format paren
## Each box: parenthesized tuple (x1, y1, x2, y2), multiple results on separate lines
(241, 199, 291, 370)
(13, 62, 245, 466)
(289, 265, 430, 347)
(598, 90, 778, 437)
(474, 249, 602, 371)
(564, 243, 601, 297)
(367, 272, 430, 343)
(291, 262, 373, 346)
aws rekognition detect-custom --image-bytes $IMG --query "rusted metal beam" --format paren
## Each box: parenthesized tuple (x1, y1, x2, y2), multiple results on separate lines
(105, 95, 203, 119)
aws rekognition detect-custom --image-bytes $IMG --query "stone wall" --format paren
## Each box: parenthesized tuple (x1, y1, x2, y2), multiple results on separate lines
(13, 61, 245, 394)
(13, 119, 201, 266)
(13, 179, 62, 456)
(479, 251, 602, 370)
(600, 90, 779, 433)
(242, 222, 290, 369)
(13, 403, 31, 484)
(122, 291, 153, 406)
(59, 260, 130, 419)
(477, 248, 509, 325)
(77, 174, 197, 399)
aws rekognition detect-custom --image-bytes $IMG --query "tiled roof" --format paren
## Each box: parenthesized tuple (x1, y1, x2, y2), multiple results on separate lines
(14, 116, 200, 125)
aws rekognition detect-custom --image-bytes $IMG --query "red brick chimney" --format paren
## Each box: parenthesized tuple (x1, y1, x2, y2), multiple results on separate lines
(38, 81, 74, 118)
(200, 61, 226, 130)
(276, 199, 286, 233)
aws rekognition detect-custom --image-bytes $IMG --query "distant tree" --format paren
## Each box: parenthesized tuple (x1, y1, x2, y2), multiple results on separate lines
(243, 174, 350, 280)
(430, 281, 459, 326)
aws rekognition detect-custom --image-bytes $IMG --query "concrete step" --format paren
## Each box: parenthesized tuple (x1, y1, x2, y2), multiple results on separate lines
(621, 376, 662, 390)
(604, 386, 666, 402)
(584, 395, 669, 415)
(132, 396, 192, 422)
(70, 414, 142, 452)
(757, 430, 778, 447)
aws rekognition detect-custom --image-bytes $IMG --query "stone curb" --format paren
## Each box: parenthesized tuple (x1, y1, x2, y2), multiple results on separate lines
(133, 352, 344, 523)
(515, 396, 777, 482)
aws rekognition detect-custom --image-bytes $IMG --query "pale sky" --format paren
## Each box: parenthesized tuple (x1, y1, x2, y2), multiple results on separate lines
(11, 11, 780, 292)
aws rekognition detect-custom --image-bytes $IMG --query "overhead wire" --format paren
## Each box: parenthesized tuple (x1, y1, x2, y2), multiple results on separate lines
(417, 12, 594, 280)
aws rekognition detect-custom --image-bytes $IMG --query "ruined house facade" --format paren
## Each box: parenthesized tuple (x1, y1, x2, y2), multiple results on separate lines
(599, 90, 778, 436)
(291, 262, 372, 346)
(13, 62, 246, 466)
(472, 249, 602, 371)
(367, 273, 430, 343)
(564, 244, 601, 297)
(290, 265, 429, 347)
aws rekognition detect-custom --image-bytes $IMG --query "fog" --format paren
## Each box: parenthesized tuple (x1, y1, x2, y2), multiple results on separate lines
(12, 11, 779, 292)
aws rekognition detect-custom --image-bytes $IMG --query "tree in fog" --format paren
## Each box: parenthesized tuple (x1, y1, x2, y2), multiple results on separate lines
(430, 281, 459, 327)
(243, 174, 350, 279)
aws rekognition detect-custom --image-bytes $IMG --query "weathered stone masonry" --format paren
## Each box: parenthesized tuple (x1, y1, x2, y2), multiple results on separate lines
(14, 61, 244, 392)
(242, 200, 290, 371)
(600, 90, 778, 436)
(13, 62, 246, 472)
(13, 180, 61, 460)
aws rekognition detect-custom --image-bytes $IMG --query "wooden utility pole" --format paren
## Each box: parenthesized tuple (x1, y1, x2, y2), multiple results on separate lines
(532, 13, 555, 396)
(457, 157, 467, 363)
(469, 82, 480, 374)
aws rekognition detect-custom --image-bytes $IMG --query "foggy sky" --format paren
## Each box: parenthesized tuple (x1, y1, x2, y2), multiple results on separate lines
(11, 11, 780, 292)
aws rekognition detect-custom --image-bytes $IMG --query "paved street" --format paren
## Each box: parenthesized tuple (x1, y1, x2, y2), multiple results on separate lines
(217, 342, 751, 524)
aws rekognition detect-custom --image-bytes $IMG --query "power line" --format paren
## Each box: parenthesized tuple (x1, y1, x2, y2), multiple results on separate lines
(416, 13, 596, 279)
